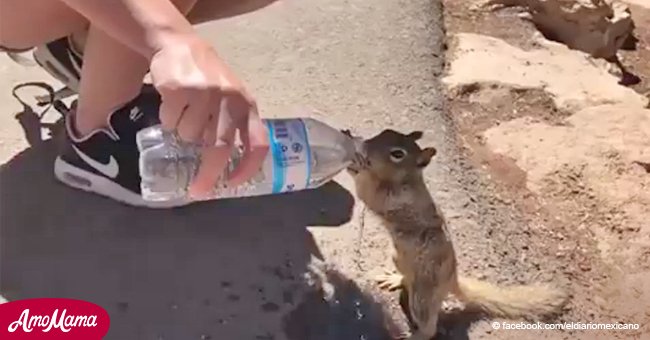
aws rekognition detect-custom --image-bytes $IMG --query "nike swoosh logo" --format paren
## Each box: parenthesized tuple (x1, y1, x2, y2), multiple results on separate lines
(72, 145, 119, 179)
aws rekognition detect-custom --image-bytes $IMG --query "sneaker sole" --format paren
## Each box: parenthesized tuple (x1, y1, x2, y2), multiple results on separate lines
(54, 157, 191, 209)
(33, 45, 80, 93)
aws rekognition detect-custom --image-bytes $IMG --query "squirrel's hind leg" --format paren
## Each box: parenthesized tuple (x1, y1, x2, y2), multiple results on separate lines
(407, 282, 444, 340)
(399, 288, 417, 330)
(405, 311, 440, 340)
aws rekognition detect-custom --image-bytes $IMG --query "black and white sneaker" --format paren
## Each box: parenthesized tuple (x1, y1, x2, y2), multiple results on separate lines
(54, 88, 190, 208)
(33, 36, 83, 93)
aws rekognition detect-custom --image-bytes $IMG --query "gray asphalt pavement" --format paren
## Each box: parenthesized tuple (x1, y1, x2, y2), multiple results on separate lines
(0, 0, 477, 339)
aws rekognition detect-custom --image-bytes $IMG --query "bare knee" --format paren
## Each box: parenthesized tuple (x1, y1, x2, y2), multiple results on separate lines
(0, 0, 87, 49)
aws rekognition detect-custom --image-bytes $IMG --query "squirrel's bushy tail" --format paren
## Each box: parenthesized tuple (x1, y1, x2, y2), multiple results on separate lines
(456, 276, 569, 319)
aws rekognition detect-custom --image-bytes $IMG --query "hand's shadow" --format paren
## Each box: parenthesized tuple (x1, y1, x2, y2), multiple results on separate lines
(0, 115, 378, 339)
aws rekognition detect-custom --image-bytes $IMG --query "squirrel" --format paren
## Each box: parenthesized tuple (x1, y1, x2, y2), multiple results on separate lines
(343, 128, 570, 340)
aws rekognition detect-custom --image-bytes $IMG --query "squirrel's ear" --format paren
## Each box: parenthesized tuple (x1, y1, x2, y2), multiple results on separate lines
(407, 131, 424, 141)
(416, 147, 437, 168)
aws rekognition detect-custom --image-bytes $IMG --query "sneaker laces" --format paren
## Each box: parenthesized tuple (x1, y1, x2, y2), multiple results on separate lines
(12, 81, 72, 115)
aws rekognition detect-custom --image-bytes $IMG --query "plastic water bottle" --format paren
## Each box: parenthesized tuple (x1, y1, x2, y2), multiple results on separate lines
(136, 118, 362, 202)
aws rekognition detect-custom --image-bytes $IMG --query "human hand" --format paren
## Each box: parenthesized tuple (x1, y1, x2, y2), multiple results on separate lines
(149, 36, 269, 199)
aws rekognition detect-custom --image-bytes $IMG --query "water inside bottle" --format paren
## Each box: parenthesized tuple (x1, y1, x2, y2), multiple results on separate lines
(137, 117, 362, 202)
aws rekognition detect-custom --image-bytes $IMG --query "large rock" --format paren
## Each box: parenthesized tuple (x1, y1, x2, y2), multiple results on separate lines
(442, 33, 648, 112)
(621, 0, 650, 10)
(483, 103, 650, 260)
(486, 0, 635, 59)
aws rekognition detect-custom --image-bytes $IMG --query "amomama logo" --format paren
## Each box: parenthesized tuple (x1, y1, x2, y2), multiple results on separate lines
(0, 298, 110, 339)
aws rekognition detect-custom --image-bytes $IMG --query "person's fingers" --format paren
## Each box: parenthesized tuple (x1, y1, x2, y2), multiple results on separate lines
(175, 90, 212, 143)
(188, 99, 235, 198)
(200, 87, 226, 146)
(158, 87, 188, 131)
(202, 115, 218, 147)
(187, 144, 231, 199)
(226, 111, 269, 187)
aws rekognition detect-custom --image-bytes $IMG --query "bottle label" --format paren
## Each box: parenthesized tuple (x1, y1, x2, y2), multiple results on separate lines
(266, 118, 312, 194)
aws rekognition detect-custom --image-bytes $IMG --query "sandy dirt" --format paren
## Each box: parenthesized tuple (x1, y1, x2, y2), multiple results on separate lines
(2, 0, 649, 339)
(2, 0, 449, 339)
(443, 0, 650, 339)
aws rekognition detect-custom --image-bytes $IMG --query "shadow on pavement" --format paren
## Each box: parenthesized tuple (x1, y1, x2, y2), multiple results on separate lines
(0, 97, 397, 339)
(438, 308, 484, 340)
(282, 262, 399, 340)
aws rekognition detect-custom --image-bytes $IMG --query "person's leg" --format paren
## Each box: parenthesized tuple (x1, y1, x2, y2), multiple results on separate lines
(73, 0, 199, 136)
(71, 26, 150, 135)
(3, 0, 274, 207)
(0, 0, 87, 50)
(67, 0, 279, 135)
(51, 0, 202, 208)
(1, 0, 198, 136)
(19, 0, 278, 104)
(186, 0, 277, 25)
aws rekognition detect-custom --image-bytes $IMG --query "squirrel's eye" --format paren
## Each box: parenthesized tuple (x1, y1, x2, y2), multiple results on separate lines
(389, 148, 407, 163)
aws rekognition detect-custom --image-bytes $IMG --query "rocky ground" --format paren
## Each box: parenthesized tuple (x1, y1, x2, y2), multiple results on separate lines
(442, 0, 650, 339)
(1, 0, 648, 339)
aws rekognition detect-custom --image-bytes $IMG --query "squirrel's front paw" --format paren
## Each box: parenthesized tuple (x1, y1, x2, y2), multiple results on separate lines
(375, 271, 404, 291)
